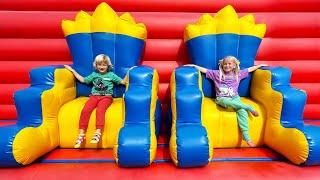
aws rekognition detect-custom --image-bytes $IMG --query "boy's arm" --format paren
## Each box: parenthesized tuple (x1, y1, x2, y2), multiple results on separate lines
(64, 65, 85, 83)
(248, 64, 268, 72)
(185, 64, 208, 73)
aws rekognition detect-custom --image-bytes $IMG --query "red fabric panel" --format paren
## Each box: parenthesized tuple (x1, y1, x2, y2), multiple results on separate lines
(304, 104, 320, 119)
(256, 61, 320, 83)
(0, 105, 16, 119)
(1, 0, 319, 12)
(291, 83, 320, 104)
(1, 11, 320, 39)
(2, 38, 320, 62)
(0, 84, 29, 104)
(141, 61, 179, 83)
(0, 61, 70, 84)
(0, 39, 70, 61)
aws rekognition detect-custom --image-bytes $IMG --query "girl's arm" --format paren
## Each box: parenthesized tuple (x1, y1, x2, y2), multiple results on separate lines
(185, 64, 208, 73)
(248, 64, 268, 72)
(64, 65, 85, 83)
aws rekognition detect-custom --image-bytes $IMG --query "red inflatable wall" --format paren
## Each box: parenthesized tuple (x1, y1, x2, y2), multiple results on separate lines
(0, 0, 319, 121)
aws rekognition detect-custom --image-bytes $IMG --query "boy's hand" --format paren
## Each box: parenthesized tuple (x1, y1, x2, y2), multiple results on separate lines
(64, 65, 74, 72)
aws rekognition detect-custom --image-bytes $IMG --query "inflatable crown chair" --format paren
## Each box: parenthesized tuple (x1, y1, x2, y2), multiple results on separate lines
(0, 3, 161, 167)
(169, 5, 320, 168)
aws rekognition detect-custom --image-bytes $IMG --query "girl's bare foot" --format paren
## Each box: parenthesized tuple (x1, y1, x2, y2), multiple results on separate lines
(246, 140, 255, 147)
(251, 110, 259, 117)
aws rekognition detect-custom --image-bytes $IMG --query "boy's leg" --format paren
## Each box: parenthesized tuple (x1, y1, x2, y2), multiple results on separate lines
(79, 96, 99, 130)
(95, 96, 113, 130)
(90, 96, 113, 144)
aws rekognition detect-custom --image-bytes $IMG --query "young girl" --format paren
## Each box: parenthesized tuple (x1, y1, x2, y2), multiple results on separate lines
(64, 54, 128, 148)
(186, 56, 267, 147)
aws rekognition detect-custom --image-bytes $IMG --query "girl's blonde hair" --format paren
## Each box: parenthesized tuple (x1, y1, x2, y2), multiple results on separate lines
(93, 54, 113, 72)
(218, 56, 240, 82)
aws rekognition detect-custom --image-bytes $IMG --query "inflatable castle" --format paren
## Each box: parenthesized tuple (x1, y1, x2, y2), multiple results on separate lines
(0, 0, 320, 169)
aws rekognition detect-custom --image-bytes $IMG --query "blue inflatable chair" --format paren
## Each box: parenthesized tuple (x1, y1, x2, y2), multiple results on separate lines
(169, 5, 320, 168)
(0, 3, 161, 167)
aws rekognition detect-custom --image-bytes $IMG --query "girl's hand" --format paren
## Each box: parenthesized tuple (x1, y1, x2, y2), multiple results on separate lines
(258, 64, 268, 67)
(184, 64, 195, 67)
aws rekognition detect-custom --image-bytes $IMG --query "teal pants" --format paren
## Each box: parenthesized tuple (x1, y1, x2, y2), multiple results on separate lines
(215, 95, 254, 142)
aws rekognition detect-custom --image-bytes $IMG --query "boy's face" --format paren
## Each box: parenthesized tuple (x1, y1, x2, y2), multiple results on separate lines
(222, 59, 236, 73)
(96, 62, 108, 74)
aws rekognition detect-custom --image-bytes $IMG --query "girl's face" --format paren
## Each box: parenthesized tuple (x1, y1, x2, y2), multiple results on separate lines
(222, 58, 236, 73)
(96, 62, 108, 74)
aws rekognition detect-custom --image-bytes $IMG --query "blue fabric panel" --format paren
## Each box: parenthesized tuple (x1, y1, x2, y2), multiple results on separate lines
(124, 66, 153, 124)
(216, 34, 239, 60)
(186, 35, 217, 97)
(274, 86, 306, 128)
(124, 87, 151, 123)
(117, 125, 150, 167)
(269, 66, 291, 86)
(30, 66, 56, 86)
(238, 35, 262, 96)
(155, 100, 162, 137)
(0, 125, 24, 167)
(66, 33, 93, 97)
(175, 67, 202, 124)
(113, 34, 144, 97)
(176, 124, 209, 167)
(269, 67, 306, 128)
(302, 125, 320, 165)
(15, 66, 56, 127)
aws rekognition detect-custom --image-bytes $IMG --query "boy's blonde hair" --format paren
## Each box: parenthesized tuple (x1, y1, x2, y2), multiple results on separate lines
(93, 54, 112, 72)
(218, 56, 240, 82)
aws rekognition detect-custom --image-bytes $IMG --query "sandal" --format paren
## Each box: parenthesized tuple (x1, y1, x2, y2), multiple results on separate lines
(74, 133, 85, 148)
(90, 132, 101, 144)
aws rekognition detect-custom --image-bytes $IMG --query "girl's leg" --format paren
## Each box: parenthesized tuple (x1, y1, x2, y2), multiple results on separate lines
(216, 96, 258, 116)
(216, 97, 255, 146)
(90, 96, 113, 144)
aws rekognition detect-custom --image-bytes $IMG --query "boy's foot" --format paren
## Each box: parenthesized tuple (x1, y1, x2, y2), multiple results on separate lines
(251, 110, 259, 117)
(74, 133, 85, 148)
(90, 132, 101, 144)
(246, 140, 255, 147)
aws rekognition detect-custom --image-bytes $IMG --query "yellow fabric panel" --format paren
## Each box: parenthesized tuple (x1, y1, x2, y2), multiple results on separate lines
(250, 69, 308, 164)
(118, 13, 147, 40)
(149, 70, 159, 163)
(169, 71, 178, 165)
(202, 97, 265, 148)
(13, 69, 76, 165)
(62, 3, 147, 40)
(184, 5, 266, 42)
(61, 11, 91, 36)
(58, 97, 124, 149)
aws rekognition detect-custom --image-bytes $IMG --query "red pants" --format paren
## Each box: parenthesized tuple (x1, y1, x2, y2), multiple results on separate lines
(79, 95, 113, 130)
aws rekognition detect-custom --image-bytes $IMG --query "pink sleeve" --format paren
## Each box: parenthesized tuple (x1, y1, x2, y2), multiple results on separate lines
(206, 70, 217, 80)
(239, 69, 249, 80)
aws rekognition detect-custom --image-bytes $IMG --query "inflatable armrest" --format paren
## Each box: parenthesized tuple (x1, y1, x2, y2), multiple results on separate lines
(251, 67, 320, 165)
(169, 66, 212, 167)
(114, 66, 161, 167)
(0, 66, 76, 167)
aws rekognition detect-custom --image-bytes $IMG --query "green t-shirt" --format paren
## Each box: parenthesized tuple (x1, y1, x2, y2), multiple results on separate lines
(84, 71, 122, 95)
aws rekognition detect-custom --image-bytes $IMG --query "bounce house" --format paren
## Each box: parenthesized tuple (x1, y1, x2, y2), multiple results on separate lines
(0, 0, 320, 178)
